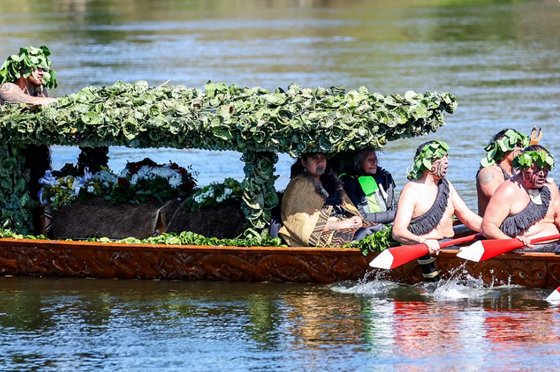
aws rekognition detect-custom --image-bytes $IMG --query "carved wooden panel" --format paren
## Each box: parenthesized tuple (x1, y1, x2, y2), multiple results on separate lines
(1, 239, 559, 288)
(0, 239, 369, 283)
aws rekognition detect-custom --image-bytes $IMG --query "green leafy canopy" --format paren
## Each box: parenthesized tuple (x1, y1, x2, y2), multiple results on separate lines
(0, 46, 58, 89)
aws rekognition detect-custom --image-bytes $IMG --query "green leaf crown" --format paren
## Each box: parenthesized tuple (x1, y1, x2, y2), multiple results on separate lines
(407, 140, 449, 180)
(0, 46, 58, 89)
(480, 129, 528, 168)
(513, 149, 555, 171)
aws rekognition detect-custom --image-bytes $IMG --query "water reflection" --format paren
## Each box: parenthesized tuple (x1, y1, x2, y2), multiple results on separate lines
(2, 277, 560, 369)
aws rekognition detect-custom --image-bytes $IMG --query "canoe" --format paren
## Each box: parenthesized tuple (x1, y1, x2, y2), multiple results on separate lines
(1, 237, 559, 288)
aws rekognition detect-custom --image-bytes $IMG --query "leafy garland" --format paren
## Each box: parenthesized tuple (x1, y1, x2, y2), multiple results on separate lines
(40, 169, 117, 210)
(41, 159, 199, 209)
(344, 227, 399, 255)
(0, 145, 35, 233)
(112, 158, 197, 205)
(406, 140, 449, 180)
(513, 149, 555, 171)
(0, 46, 57, 89)
(188, 177, 243, 211)
(480, 129, 528, 167)
(0, 228, 283, 247)
(241, 152, 279, 240)
(0, 80, 457, 154)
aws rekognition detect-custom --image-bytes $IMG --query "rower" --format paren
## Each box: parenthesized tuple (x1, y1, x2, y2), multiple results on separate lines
(392, 141, 482, 280)
(476, 128, 529, 216)
(481, 144, 560, 252)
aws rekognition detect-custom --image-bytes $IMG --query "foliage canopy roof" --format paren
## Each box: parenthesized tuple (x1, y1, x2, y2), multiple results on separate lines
(0, 80, 457, 155)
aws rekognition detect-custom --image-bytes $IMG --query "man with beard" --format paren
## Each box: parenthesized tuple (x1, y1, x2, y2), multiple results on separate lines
(481, 145, 560, 251)
(476, 128, 528, 216)
(0, 45, 57, 106)
(392, 141, 482, 279)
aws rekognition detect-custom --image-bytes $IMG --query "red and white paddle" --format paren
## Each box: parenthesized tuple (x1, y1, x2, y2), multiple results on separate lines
(369, 233, 482, 270)
(457, 233, 560, 263)
(546, 286, 560, 302)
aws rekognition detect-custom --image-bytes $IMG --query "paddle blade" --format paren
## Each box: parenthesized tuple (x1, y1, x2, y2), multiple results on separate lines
(369, 244, 429, 269)
(546, 286, 560, 302)
(457, 238, 524, 262)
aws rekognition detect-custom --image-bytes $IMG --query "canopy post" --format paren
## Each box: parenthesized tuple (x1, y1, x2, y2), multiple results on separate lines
(241, 151, 279, 241)
(0, 144, 35, 234)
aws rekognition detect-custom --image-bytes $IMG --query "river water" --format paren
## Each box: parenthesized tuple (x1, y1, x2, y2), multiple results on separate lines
(1, 0, 560, 370)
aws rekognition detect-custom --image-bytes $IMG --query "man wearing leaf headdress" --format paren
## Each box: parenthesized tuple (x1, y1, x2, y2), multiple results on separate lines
(481, 145, 560, 251)
(392, 141, 482, 259)
(0, 46, 57, 106)
(476, 129, 528, 216)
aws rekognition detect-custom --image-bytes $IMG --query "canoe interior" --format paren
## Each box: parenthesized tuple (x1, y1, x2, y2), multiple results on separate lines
(1, 238, 560, 288)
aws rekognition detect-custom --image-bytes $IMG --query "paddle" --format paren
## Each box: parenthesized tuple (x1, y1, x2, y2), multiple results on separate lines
(457, 233, 560, 262)
(369, 233, 483, 270)
(546, 286, 560, 302)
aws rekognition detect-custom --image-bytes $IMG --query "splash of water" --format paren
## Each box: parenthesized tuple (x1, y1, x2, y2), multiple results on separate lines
(330, 270, 400, 296)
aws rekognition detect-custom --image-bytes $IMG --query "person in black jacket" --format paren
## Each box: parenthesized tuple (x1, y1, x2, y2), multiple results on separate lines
(341, 148, 397, 230)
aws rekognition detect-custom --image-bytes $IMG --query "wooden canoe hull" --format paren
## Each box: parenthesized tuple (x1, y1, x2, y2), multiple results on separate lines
(1, 238, 560, 288)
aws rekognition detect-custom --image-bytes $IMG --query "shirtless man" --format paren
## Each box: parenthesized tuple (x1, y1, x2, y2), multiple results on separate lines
(476, 129, 528, 216)
(0, 45, 57, 106)
(392, 141, 482, 255)
(481, 145, 560, 251)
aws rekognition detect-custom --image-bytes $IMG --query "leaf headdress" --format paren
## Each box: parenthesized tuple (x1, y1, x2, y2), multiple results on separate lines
(513, 147, 555, 171)
(407, 140, 449, 180)
(0, 46, 57, 89)
(480, 129, 528, 168)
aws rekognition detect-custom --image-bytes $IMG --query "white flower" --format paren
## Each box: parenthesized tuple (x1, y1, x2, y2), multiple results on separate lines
(223, 188, 232, 196)
(168, 173, 182, 188)
(87, 186, 95, 193)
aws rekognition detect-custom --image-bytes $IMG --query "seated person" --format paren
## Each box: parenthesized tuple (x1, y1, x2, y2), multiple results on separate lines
(392, 141, 482, 280)
(481, 145, 560, 252)
(392, 141, 482, 253)
(341, 148, 397, 226)
(278, 153, 376, 247)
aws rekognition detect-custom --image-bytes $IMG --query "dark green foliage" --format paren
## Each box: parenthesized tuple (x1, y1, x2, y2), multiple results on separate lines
(345, 226, 400, 255)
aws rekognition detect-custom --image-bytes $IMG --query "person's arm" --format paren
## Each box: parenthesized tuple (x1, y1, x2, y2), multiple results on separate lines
(477, 167, 502, 201)
(0, 83, 56, 106)
(385, 172, 397, 210)
(391, 183, 440, 254)
(448, 181, 482, 232)
(364, 210, 396, 224)
(480, 182, 515, 240)
(324, 216, 362, 232)
(548, 182, 560, 229)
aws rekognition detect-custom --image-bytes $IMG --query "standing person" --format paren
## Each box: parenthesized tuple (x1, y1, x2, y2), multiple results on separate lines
(341, 148, 397, 229)
(481, 145, 560, 252)
(476, 129, 528, 216)
(0, 45, 57, 106)
(392, 141, 482, 280)
(0, 46, 58, 234)
(279, 153, 376, 247)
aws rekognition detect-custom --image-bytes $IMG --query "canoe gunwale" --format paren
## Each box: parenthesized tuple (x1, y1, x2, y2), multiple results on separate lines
(1, 238, 560, 287)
